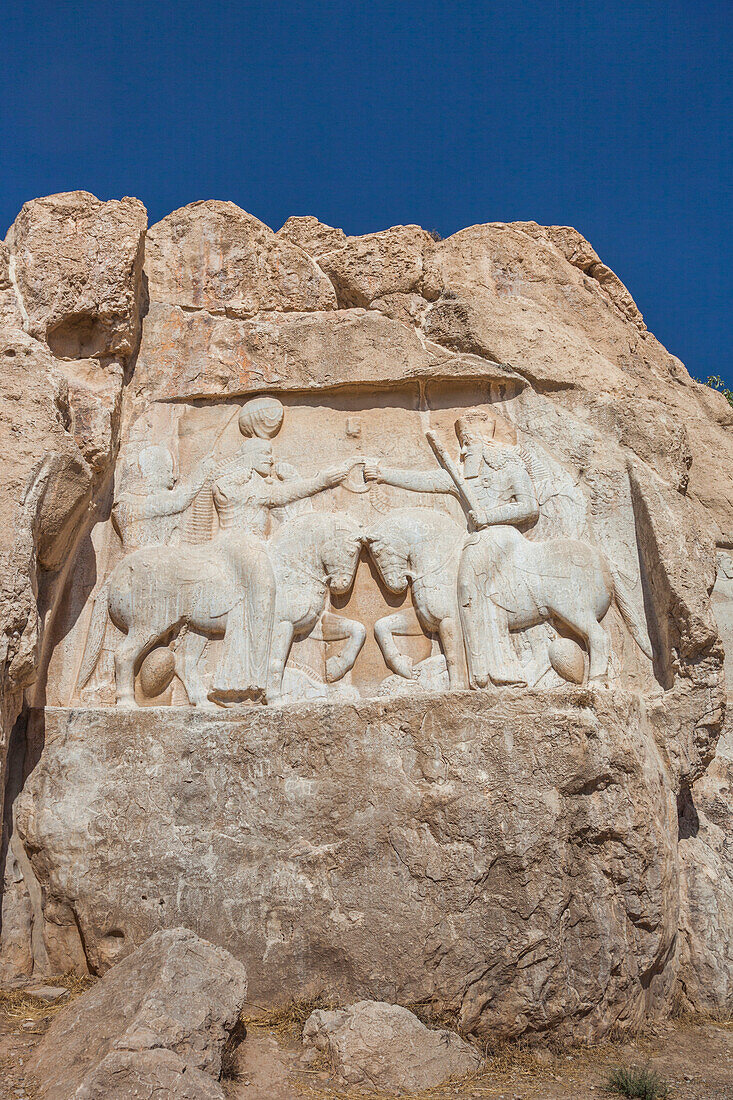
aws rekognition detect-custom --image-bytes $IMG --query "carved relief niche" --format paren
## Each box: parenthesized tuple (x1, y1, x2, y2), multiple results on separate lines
(43, 379, 656, 709)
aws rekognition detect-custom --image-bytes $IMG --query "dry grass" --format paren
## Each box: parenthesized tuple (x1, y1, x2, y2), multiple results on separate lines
(239, 992, 340, 1040)
(0, 971, 95, 1028)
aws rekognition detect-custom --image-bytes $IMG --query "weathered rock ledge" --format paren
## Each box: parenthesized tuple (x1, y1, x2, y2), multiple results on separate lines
(11, 688, 677, 1042)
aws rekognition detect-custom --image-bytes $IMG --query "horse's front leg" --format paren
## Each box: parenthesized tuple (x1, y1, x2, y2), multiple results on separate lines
(322, 612, 367, 682)
(266, 619, 295, 704)
(374, 610, 417, 680)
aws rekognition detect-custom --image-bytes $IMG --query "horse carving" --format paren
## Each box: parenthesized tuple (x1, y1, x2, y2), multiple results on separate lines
(78, 511, 365, 706)
(366, 507, 652, 688)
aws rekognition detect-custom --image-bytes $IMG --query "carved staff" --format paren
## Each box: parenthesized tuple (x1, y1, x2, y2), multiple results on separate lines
(425, 429, 484, 520)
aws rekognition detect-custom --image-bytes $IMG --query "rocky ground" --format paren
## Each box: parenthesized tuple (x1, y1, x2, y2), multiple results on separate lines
(1, 980, 731, 1099)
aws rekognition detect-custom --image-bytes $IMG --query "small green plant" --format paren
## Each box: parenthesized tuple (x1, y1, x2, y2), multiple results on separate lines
(704, 374, 733, 407)
(605, 1063, 669, 1099)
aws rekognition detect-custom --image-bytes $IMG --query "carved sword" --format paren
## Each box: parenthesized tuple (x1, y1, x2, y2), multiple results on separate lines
(425, 429, 485, 523)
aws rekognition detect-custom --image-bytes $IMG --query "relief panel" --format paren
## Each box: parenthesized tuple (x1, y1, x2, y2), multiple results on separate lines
(45, 382, 655, 707)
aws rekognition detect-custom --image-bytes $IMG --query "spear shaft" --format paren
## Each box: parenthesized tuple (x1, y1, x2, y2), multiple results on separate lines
(425, 430, 484, 516)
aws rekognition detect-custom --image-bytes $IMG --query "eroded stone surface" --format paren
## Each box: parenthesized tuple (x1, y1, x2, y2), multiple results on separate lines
(75, 1049, 227, 1100)
(7, 190, 146, 358)
(28, 927, 247, 1099)
(145, 200, 337, 316)
(303, 1000, 482, 1092)
(15, 693, 678, 1042)
(1, 192, 732, 1039)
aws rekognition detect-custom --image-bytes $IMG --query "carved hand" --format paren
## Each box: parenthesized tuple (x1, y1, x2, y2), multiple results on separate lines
(469, 509, 489, 529)
(323, 463, 351, 487)
(362, 458, 381, 482)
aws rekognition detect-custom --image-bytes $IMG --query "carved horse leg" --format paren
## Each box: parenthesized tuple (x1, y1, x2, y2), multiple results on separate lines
(176, 631, 210, 706)
(267, 620, 295, 704)
(322, 611, 367, 682)
(550, 605, 610, 681)
(437, 613, 468, 690)
(114, 626, 162, 706)
(374, 610, 419, 679)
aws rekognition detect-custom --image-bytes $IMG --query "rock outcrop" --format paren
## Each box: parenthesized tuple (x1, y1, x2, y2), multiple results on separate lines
(28, 927, 247, 1099)
(302, 1000, 482, 1092)
(0, 192, 146, 875)
(1, 195, 732, 1047)
(12, 693, 679, 1041)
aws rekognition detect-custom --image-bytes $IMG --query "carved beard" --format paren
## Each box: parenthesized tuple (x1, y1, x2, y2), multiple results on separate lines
(479, 445, 512, 472)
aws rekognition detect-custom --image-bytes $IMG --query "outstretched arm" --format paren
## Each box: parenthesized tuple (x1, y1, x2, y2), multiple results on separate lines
(114, 458, 214, 520)
(269, 463, 350, 506)
(365, 460, 458, 496)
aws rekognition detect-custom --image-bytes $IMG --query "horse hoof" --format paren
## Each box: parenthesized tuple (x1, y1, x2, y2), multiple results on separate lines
(393, 657, 415, 680)
(326, 657, 344, 683)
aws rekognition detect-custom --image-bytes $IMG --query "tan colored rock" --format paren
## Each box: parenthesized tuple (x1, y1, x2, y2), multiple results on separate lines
(515, 221, 646, 328)
(15, 693, 678, 1042)
(303, 1000, 482, 1092)
(3, 193, 733, 1044)
(276, 214, 348, 256)
(0, 192, 146, 868)
(132, 303, 522, 403)
(7, 190, 146, 357)
(145, 200, 337, 315)
(678, 739, 733, 1015)
(318, 224, 436, 308)
(75, 1049, 226, 1099)
(29, 927, 247, 1099)
(0, 327, 93, 702)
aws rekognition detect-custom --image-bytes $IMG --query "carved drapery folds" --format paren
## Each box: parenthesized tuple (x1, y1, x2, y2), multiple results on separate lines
(48, 390, 656, 709)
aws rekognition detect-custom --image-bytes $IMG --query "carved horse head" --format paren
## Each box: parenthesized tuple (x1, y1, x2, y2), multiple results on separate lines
(320, 515, 364, 596)
(364, 530, 412, 594)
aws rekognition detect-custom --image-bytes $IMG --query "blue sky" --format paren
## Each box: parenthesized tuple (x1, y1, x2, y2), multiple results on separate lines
(2, 1, 731, 384)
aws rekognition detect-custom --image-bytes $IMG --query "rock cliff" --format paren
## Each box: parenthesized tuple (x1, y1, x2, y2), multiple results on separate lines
(1, 194, 731, 1036)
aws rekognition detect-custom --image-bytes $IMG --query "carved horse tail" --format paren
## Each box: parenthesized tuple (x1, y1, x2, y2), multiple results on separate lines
(608, 560, 653, 659)
(77, 580, 111, 688)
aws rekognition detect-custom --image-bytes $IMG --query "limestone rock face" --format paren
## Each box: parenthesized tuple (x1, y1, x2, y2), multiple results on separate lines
(145, 200, 337, 316)
(277, 214, 348, 256)
(1, 193, 732, 1041)
(302, 1000, 482, 1092)
(0, 192, 147, 862)
(7, 190, 146, 358)
(29, 927, 247, 1099)
(75, 1049, 226, 1100)
(15, 694, 678, 1042)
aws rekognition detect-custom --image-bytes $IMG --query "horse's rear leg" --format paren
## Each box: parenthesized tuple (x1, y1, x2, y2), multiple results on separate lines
(553, 609, 610, 682)
(114, 626, 164, 706)
(586, 621, 611, 681)
(177, 631, 209, 706)
(438, 612, 468, 689)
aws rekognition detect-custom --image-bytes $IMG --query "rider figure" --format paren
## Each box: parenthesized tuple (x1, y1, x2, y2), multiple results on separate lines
(112, 445, 214, 551)
(364, 410, 539, 687)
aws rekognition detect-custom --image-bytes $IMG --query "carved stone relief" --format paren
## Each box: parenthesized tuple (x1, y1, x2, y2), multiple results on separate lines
(46, 383, 655, 707)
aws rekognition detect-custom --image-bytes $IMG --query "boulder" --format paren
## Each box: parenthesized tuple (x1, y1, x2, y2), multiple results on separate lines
(6, 190, 146, 358)
(28, 927, 248, 1099)
(302, 1000, 482, 1092)
(75, 1050, 226, 1100)
(145, 200, 337, 316)
(317, 224, 436, 308)
(276, 214, 348, 256)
